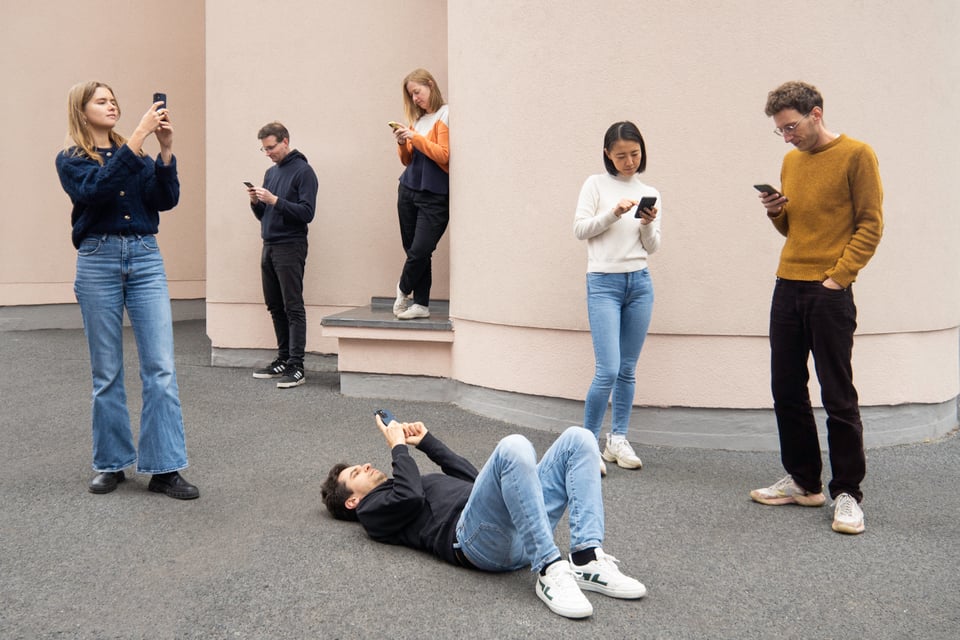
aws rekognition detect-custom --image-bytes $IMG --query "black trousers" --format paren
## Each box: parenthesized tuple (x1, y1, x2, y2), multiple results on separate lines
(770, 278, 865, 501)
(397, 184, 449, 307)
(261, 240, 307, 366)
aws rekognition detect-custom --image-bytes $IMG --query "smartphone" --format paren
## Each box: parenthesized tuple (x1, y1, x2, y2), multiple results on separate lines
(375, 409, 397, 426)
(242, 181, 255, 188)
(153, 92, 167, 110)
(753, 184, 781, 197)
(388, 121, 402, 129)
(634, 196, 659, 218)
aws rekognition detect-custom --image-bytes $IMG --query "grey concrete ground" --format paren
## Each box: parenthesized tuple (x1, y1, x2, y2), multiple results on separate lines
(1, 320, 958, 639)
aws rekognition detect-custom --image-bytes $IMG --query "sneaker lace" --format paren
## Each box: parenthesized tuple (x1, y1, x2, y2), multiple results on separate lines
(771, 475, 796, 492)
(594, 549, 622, 571)
(835, 494, 859, 520)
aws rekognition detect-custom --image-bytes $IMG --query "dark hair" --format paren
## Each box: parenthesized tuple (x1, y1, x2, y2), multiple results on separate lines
(602, 121, 647, 176)
(765, 81, 824, 117)
(321, 463, 359, 521)
(257, 121, 290, 142)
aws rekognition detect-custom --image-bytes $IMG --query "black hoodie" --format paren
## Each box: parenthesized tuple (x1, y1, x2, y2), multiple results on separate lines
(251, 149, 318, 243)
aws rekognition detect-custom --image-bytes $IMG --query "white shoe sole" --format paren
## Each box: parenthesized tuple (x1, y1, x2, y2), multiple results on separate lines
(576, 577, 647, 599)
(601, 450, 643, 470)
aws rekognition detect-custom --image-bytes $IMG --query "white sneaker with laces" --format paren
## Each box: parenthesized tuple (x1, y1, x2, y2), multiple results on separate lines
(393, 282, 411, 316)
(602, 434, 643, 469)
(750, 474, 826, 507)
(571, 549, 647, 599)
(832, 493, 865, 534)
(397, 303, 430, 320)
(536, 560, 593, 619)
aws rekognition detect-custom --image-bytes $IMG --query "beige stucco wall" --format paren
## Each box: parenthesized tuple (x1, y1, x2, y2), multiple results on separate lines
(204, 0, 449, 354)
(446, 0, 960, 409)
(0, 1, 206, 305)
(2, 1, 957, 422)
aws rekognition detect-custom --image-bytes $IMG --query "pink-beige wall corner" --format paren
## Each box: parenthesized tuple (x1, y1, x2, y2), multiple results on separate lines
(441, 1, 959, 443)
(203, 0, 449, 359)
(2, 1, 957, 449)
(0, 0, 206, 324)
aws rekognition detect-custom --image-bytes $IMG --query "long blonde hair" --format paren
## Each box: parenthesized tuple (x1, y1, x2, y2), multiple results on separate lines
(402, 68, 445, 125)
(65, 81, 127, 165)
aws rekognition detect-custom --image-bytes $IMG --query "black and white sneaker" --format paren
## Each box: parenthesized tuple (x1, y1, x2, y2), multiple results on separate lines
(277, 364, 306, 388)
(253, 358, 286, 379)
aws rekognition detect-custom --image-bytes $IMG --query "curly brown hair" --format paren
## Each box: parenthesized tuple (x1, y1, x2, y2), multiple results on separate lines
(765, 81, 824, 117)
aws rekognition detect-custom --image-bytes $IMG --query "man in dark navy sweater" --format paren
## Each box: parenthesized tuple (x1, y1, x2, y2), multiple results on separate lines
(246, 121, 318, 389)
(321, 414, 647, 619)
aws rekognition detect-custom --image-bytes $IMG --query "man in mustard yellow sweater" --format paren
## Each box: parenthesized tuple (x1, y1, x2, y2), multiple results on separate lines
(750, 81, 883, 535)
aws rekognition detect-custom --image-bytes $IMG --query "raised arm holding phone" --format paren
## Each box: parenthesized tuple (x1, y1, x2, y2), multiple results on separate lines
(322, 412, 648, 619)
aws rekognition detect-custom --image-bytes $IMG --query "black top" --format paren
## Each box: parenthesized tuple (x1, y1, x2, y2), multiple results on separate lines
(355, 432, 478, 566)
(251, 149, 318, 243)
(56, 144, 179, 249)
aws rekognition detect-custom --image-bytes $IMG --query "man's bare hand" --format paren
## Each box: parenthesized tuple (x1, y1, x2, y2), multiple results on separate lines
(402, 422, 429, 446)
(375, 413, 407, 448)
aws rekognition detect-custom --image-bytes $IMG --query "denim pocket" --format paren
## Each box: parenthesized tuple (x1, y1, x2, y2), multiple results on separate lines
(139, 235, 159, 252)
(77, 237, 102, 256)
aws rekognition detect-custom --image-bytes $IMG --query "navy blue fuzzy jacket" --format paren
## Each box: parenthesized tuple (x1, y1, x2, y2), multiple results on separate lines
(355, 432, 478, 567)
(251, 149, 318, 243)
(56, 144, 179, 249)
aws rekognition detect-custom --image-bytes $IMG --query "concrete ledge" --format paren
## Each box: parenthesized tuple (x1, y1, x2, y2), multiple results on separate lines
(339, 371, 959, 451)
(0, 300, 205, 331)
(321, 297, 451, 332)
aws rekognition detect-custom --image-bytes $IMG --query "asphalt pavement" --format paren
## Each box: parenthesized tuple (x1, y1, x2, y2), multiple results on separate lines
(1, 320, 958, 639)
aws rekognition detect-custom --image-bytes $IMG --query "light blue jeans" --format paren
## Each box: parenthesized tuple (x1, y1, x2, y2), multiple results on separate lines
(583, 270, 654, 439)
(74, 234, 188, 474)
(455, 426, 604, 573)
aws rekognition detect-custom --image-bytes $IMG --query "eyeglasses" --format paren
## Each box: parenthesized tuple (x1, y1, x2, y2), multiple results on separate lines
(260, 142, 281, 153)
(774, 112, 810, 137)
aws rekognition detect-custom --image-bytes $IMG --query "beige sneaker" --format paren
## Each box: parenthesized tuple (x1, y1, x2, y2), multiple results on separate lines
(602, 434, 642, 469)
(750, 474, 826, 506)
(397, 303, 430, 320)
(393, 282, 411, 316)
(832, 493, 865, 534)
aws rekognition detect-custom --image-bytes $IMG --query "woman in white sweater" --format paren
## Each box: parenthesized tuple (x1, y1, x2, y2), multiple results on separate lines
(573, 121, 661, 475)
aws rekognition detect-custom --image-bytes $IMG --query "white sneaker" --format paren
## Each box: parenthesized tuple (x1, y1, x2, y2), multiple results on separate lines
(536, 560, 593, 619)
(393, 282, 411, 316)
(599, 457, 607, 477)
(832, 493, 865, 535)
(397, 303, 430, 320)
(602, 434, 643, 469)
(571, 549, 647, 599)
(750, 474, 826, 507)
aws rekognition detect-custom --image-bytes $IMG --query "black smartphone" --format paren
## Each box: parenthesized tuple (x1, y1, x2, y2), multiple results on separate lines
(634, 196, 659, 218)
(375, 409, 397, 426)
(243, 181, 255, 188)
(153, 92, 167, 110)
(753, 184, 781, 197)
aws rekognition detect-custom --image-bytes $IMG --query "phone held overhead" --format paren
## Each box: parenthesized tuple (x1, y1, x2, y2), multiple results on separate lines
(375, 409, 397, 426)
(153, 92, 166, 110)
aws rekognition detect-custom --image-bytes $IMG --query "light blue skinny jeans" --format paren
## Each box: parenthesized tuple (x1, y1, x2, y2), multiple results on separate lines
(74, 234, 188, 474)
(454, 426, 603, 574)
(583, 269, 654, 439)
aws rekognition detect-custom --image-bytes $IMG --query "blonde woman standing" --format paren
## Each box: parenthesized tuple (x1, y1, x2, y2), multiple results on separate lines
(390, 68, 449, 320)
(55, 82, 198, 500)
